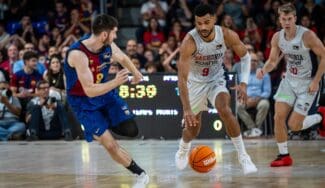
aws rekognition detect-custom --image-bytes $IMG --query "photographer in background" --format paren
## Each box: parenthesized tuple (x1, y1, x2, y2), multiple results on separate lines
(0, 80, 26, 141)
(26, 80, 73, 141)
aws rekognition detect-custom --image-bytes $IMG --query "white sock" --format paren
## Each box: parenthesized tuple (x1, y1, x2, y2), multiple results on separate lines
(231, 134, 247, 156)
(302, 114, 322, 130)
(277, 142, 288, 155)
(179, 138, 191, 151)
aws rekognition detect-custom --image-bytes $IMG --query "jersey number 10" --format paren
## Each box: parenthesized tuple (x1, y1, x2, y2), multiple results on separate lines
(289, 67, 298, 75)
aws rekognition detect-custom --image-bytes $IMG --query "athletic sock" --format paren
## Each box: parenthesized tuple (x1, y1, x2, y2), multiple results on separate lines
(126, 160, 145, 175)
(179, 138, 191, 151)
(277, 142, 288, 155)
(231, 134, 248, 156)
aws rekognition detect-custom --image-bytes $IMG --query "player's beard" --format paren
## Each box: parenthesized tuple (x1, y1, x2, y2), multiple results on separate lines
(199, 28, 213, 39)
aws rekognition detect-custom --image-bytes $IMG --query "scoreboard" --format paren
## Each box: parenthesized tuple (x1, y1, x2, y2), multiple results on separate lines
(115, 73, 237, 139)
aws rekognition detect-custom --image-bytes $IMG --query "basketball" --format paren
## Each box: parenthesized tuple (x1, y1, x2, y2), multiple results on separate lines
(189, 145, 216, 173)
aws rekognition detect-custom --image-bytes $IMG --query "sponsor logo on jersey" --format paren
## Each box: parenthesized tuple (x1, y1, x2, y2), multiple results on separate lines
(97, 62, 110, 71)
(193, 53, 223, 66)
(216, 44, 223, 50)
(103, 53, 111, 59)
(285, 54, 304, 61)
(297, 104, 303, 110)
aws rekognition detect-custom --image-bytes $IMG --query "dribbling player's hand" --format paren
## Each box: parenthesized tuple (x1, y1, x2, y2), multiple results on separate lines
(115, 69, 130, 85)
(308, 80, 319, 94)
(130, 71, 143, 85)
(231, 83, 248, 104)
(183, 110, 199, 127)
(256, 68, 264, 80)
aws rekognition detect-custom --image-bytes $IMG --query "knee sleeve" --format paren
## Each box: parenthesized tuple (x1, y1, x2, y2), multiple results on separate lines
(111, 119, 139, 137)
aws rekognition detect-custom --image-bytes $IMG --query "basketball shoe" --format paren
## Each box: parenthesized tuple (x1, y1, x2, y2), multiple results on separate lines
(317, 107, 325, 137)
(175, 145, 190, 170)
(270, 154, 293, 167)
(133, 172, 149, 188)
(238, 154, 258, 174)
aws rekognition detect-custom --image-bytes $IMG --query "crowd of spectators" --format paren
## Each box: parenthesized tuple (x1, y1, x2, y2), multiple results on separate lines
(0, 0, 324, 140)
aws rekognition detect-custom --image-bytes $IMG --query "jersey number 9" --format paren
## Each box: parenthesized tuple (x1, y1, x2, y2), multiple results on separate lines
(202, 68, 210, 76)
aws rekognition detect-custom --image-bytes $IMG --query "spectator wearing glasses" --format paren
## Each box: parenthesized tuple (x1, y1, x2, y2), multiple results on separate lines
(232, 43, 262, 76)
(26, 80, 72, 141)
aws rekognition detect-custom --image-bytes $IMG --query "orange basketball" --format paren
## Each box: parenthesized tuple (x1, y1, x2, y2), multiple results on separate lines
(189, 145, 216, 173)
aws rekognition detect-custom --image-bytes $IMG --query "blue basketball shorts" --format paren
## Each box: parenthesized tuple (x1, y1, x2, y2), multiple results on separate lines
(70, 95, 134, 142)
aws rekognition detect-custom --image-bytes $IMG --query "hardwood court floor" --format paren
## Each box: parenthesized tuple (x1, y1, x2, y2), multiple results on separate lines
(0, 139, 325, 188)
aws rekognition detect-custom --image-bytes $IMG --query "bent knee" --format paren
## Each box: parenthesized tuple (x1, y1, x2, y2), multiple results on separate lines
(114, 119, 139, 137)
(257, 99, 270, 110)
(274, 112, 287, 123)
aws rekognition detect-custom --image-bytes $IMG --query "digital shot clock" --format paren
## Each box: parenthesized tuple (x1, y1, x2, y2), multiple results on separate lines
(113, 73, 237, 139)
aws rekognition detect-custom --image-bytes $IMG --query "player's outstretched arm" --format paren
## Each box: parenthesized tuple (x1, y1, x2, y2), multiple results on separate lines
(257, 32, 281, 79)
(304, 31, 325, 90)
(111, 42, 143, 84)
(177, 34, 198, 127)
(68, 50, 129, 97)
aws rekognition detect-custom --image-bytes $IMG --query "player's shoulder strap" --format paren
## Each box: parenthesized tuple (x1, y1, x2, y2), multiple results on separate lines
(188, 28, 201, 47)
(296, 25, 309, 41)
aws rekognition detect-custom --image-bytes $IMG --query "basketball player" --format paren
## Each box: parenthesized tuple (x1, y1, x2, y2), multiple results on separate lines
(256, 4, 325, 167)
(175, 4, 257, 174)
(64, 15, 149, 186)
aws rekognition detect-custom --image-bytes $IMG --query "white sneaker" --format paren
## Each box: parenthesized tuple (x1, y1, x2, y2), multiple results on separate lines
(175, 148, 189, 170)
(253, 128, 263, 136)
(132, 172, 149, 188)
(239, 154, 258, 175)
(248, 128, 263, 137)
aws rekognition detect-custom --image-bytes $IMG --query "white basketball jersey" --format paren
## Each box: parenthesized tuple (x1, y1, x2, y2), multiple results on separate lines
(188, 26, 226, 82)
(278, 25, 318, 79)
